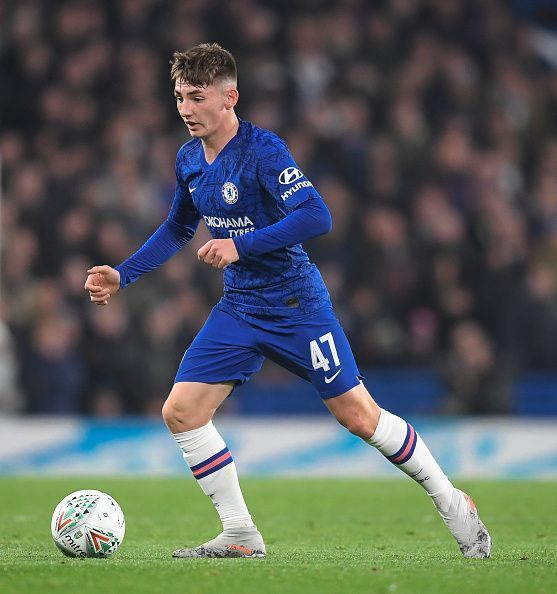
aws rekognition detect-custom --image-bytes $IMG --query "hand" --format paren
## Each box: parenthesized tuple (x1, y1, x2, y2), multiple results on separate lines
(84, 265, 121, 306)
(197, 238, 239, 269)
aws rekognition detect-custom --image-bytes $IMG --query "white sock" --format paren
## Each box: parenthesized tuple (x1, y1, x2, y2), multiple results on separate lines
(173, 421, 254, 531)
(366, 408, 454, 510)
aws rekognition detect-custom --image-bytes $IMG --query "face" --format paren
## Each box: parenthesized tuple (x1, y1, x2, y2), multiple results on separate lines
(174, 79, 237, 140)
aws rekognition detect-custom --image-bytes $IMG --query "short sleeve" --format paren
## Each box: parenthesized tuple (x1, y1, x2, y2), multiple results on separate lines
(257, 136, 320, 212)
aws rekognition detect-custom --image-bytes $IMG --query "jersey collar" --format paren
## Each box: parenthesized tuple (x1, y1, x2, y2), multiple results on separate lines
(200, 119, 242, 170)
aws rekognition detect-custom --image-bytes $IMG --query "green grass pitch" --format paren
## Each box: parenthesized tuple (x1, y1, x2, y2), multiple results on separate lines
(0, 477, 555, 594)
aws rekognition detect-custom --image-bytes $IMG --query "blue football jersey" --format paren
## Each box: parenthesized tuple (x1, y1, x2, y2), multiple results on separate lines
(170, 120, 331, 316)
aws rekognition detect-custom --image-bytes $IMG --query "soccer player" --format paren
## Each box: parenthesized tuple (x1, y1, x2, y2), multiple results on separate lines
(84, 43, 491, 559)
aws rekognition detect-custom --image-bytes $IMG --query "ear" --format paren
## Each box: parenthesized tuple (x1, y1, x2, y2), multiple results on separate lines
(224, 88, 239, 110)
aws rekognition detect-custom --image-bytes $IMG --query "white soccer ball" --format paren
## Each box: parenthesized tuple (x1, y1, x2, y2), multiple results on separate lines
(51, 490, 125, 558)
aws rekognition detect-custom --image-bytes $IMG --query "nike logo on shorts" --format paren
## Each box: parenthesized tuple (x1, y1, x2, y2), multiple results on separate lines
(189, 185, 197, 193)
(324, 368, 342, 384)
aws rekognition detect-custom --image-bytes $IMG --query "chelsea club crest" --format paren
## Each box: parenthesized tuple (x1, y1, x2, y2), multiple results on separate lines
(222, 182, 239, 204)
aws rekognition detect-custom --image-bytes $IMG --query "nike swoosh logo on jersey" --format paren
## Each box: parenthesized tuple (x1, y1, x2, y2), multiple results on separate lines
(188, 185, 197, 193)
(324, 368, 342, 384)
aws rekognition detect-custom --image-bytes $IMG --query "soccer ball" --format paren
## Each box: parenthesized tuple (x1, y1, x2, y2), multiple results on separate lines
(51, 490, 125, 558)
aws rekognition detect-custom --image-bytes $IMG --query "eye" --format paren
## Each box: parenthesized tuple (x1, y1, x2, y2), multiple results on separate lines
(175, 95, 183, 103)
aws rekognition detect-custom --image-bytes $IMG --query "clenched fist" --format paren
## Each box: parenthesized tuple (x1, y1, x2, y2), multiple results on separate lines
(84, 265, 120, 306)
(197, 238, 239, 269)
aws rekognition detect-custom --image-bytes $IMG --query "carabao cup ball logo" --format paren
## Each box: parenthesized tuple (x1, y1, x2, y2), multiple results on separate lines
(222, 182, 239, 204)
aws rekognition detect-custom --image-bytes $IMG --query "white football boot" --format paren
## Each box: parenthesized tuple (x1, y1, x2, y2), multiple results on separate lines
(433, 488, 492, 558)
(172, 526, 266, 558)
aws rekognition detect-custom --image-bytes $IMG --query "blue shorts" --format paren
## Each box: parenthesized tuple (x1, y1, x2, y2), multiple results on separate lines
(175, 302, 362, 399)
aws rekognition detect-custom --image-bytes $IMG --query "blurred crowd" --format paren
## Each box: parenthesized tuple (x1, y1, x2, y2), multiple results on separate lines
(1, 0, 557, 416)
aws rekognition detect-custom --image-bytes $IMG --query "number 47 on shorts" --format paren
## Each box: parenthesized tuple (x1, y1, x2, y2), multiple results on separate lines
(310, 332, 341, 373)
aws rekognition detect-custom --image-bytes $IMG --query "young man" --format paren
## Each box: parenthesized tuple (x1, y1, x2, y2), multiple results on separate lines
(85, 43, 491, 559)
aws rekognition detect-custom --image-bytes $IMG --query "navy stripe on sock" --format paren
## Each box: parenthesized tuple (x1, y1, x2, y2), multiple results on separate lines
(386, 424, 411, 462)
(386, 423, 417, 465)
(190, 447, 230, 472)
(194, 456, 233, 480)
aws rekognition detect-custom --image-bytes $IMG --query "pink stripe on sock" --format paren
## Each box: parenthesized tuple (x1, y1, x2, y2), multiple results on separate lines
(192, 451, 232, 477)
(390, 425, 416, 463)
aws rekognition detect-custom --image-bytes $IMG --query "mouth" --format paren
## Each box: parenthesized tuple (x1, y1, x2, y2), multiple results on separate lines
(185, 121, 199, 128)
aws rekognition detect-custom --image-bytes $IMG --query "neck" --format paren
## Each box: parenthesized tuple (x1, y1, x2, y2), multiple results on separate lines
(202, 113, 239, 164)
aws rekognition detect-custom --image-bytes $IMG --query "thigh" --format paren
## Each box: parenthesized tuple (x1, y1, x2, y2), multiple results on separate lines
(175, 304, 264, 386)
(253, 306, 362, 399)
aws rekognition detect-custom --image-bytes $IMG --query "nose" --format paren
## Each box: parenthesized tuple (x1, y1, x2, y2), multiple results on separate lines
(178, 100, 191, 119)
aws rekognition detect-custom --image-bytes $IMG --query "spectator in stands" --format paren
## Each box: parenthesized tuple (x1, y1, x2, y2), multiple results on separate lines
(1, 0, 556, 414)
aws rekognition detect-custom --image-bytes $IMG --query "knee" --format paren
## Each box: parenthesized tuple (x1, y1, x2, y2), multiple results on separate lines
(344, 415, 376, 440)
(336, 406, 380, 440)
(162, 396, 208, 433)
(161, 399, 176, 427)
(326, 384, 381, 440)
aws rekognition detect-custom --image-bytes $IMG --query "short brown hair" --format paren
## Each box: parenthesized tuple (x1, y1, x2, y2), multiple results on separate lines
(170, 43, 237, 87)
